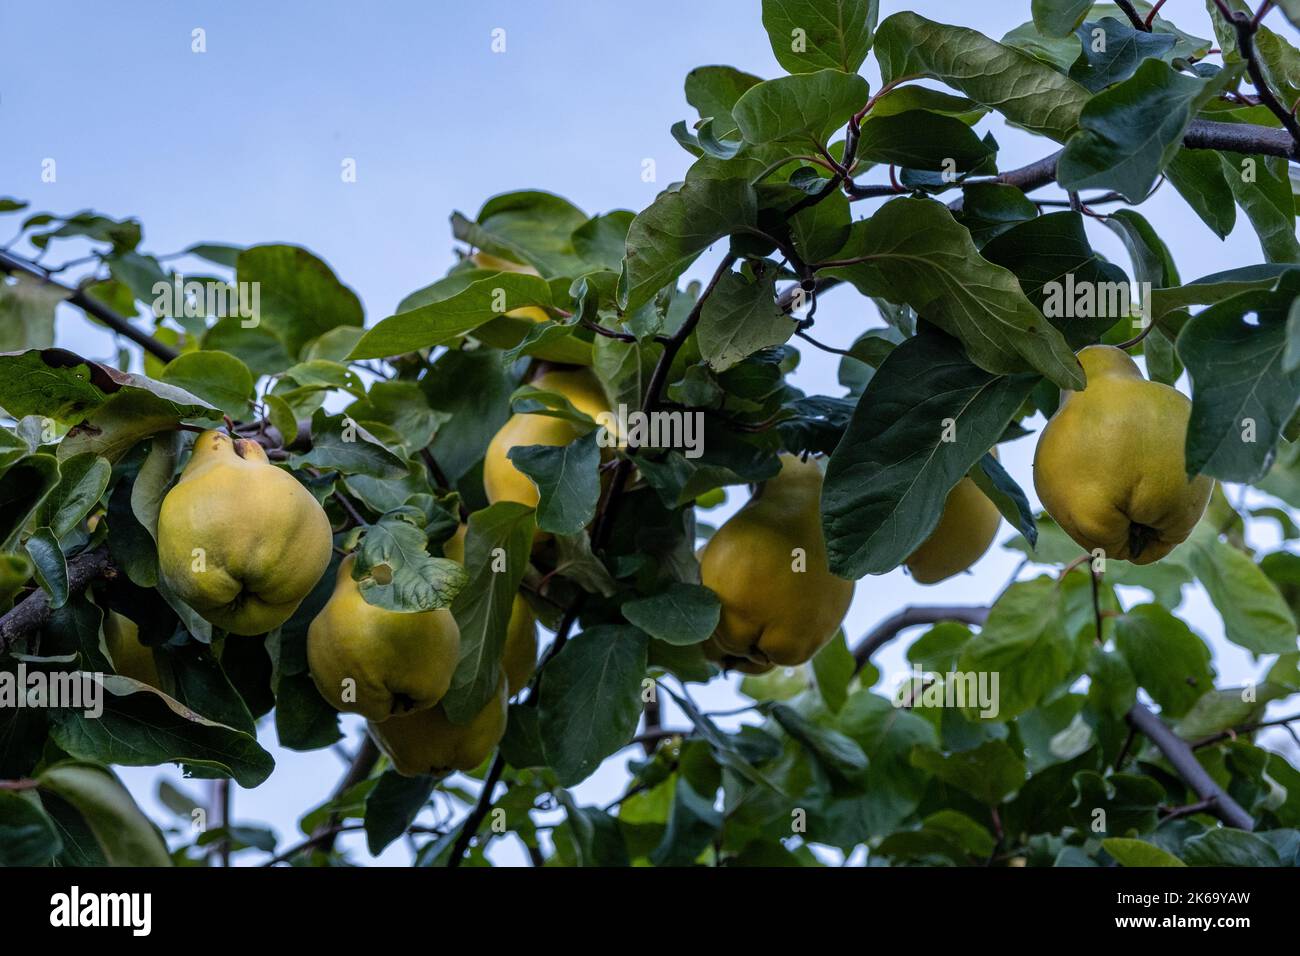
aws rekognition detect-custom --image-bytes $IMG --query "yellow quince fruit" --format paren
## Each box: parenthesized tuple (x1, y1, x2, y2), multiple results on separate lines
(157, 430, 333, 635)
(367, 675, 509, 777)
(483, 368, 612, 509)
(307, 554, 461, 721)
(1033, 345, 1214, 564)
(103, 611, 160, 687)
(905, 463, 1002, 585)
(700, 454, 854, 668)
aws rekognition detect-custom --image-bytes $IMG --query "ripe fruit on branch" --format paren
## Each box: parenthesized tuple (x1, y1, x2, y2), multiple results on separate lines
(307, 554, 461, 722)
(367, 675, 509, 777)
(157, 430, 333, 635)
(103, 611, 159, 687)
(700, 453, 854, 668)
(483, 368, 612, 509)
(905, 469, 1001, 585)
(1033, 345, 1214, 564)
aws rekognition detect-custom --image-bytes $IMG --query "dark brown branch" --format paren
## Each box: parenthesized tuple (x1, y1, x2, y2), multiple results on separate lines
(1114, 0, 1149, 31)
(1229, 8, 1300, 144)
(1125, 703, 1255, 830)
(0, 249, 180, 362)
(851, 605, 989, 674)
(1181, 118, 1295, 156)
(0, 548, 112, 654)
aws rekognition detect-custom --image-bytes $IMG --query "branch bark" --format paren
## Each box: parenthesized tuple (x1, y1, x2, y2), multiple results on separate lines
(852, 605, 989, 674)
(0, 249, 180, 363)
(0, 548, 113, 654)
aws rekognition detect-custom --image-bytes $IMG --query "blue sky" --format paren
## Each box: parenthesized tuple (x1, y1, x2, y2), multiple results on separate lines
(2, 1, 1295, 864)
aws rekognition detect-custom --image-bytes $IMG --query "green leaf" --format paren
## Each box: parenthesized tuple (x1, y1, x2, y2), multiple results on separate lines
(0, 273, 66, 351)
(506, 431, 601, 535)
(696, 270, 795, 371)
(292, 410, 408, 479)
(0, 347, 217, 429)
(811, 631, 855, 712)
(0, 454, 60, 551)
(822, 331, 1037, 578)
(48, 674, 274, 788)
(732, 69, 870, 146)
(981, 211, 1132, 349)
(910, 739, 1026, 805)
(555, 791, 631, 866)
(538, 624, 649, 786)
(621, 582, 720, 646)
(0, 791, 61, 865)
(41, 453, 110, 540)
(355, 509, 466, 612)
(619, 178, 757, 314)
(1184, 529, 1298, 656)
(363, 770, 435, 855)
(684, 66, 762, 138)
(158, 351, 254, 419)
(1002, 21, 1084, 73)
(1086, 646, 1137, 720)
(1165, 148, 1238, 241)
(874, 12, 1090, 141)
(1071, 770, 1162, 836)
(837, 691, 938, 831)
(1032, 0, 1092, 36)
(451, 190, 590, 278)
(969, 452, 1036, 547)
(1220, 153, 1300, 264)
(236, 244, 364, 357)
(442, 503, 536, 723)
(1103, 837, 1186, 867)
(349, 272, 553, 360)
(823, 198, 1084, 388)
(855, 110, 995, 172)
(36, 760, 171, 866)
(1057, 60, 1225, 202)
(955, 577, 1074, 721)
(772, 702, 868, 782)
(1068, 17, 1176, 92)
(648, 775, 721, 866)
(1178, 282, 1300, 483)
(25, 528, 67, 608)
(1113, 604, 1215, 718)
(1181, 828, 1282, 867)
(760, 0, 878, 74)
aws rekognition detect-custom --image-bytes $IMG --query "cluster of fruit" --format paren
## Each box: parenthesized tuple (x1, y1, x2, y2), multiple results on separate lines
(103, 342, 1212, 779)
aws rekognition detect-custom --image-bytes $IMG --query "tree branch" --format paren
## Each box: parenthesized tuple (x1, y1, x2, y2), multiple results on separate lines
(851, 605, 989, 674)
(0, 548, 113, 654)
(1229, 8, 1300, 145)
(1125, 703, 1255, 830)
(0, 249, 180, 363)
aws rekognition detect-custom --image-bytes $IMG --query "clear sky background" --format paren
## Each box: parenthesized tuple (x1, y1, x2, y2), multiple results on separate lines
(2, 0, 1295, 865)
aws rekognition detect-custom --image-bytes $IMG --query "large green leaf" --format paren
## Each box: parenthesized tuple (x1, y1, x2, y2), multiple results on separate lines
(1113, 603, 1215, 718)
(822, 331, 1038, 578)
(1184, 528, 1298, 656)
(349, 272, 553, 360)
(355, 508, 467, 612)
(823, 198, 1084, 388)
(619, 179, 757, 314)
(0, 273, 65, 351)
(1067, 17, 1176, 92)
(0, 791, 61, 865)
(159, 350, 255, 419)
(538, 624, 649, 786)
(621, 582, 720, 646)
(1165, 148, 1238, 240)
(760, 0, 878, 74)
(37, 761, 171, 867)
(506, 432, 601, 536)
(684, 66, 763, 138)
(1103, 837, 1186, 867)
(874, 12, 1090, 141)
(732, 69, 870, 146)
(1221, 153, 1300, 265)
(955, 577, 1075, 721)
(1178, 282, 1300, 483)
(696, 270, 795, 371)
(47, 675, 274, 788)
(1031, 0, 1092, 36)
(442, 503, 536, 723)
(451, 190, 590, 278)
(910, 740, 1026, 805)
(236, 244, 364, 358)
(1057, 60, 1226, 202)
